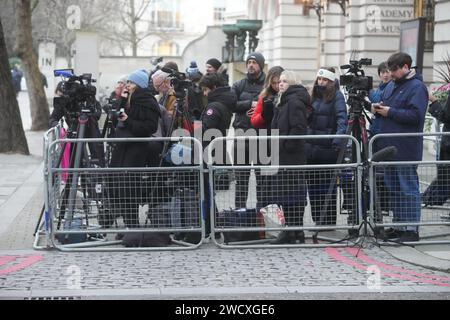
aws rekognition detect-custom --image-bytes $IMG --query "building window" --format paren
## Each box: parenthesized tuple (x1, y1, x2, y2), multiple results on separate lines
(214, 7, 226, 23)
(153, 41, 179, 56)
(150, 0, 182, 30)
(414, 0, 434, 51)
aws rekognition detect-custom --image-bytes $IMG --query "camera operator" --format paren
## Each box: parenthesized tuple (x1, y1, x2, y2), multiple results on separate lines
(306, 67, 348, 227)
(374, 52, 428, 242)
(104, 70, 161, 229)
(110, 76, 127, 101)
(186, 61, 206, 121)
(152, 70, 177, 115)
(205, 58, 229, 86)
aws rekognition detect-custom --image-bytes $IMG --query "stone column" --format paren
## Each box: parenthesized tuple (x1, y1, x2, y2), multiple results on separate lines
(74, 31, 99, 81)
(38, 42, 56, 97)
(320, 3, 346, 69)
(273, 0, 319, 86)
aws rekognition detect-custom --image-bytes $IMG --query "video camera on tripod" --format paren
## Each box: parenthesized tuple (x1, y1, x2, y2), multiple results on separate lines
(54, 69, 98, 118)
(340, 59, 374, 114)
(161, 67, 192, 99)
(102, 97, 124, 120)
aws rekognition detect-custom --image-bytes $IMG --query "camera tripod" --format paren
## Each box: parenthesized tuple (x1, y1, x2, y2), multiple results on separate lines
(101, 105, 118, 167)
(313, 100, 372, 244)
(158, 89, 194, 167)
(57, 111, 105, 235)
(313, 98, 397, 247)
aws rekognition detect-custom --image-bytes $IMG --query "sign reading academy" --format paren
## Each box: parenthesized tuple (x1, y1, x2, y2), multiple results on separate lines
(365, 0, 414, 35)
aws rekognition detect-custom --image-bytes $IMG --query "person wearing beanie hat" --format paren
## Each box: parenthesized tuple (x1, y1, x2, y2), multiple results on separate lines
(230, 51, 266, 211)
(206, 58, 222, 73)
(127, 69, 149, 89)
(105, 69, 161, 230)
(306, 66, 348, 228)
(186, 61, 202, 81)
(206, 58, 229, 86)
(246, 52, 265, 73)
(316, 68, 335, 82)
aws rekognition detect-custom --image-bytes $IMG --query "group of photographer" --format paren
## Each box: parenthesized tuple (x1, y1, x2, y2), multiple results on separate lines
(50, 50, 432, 244)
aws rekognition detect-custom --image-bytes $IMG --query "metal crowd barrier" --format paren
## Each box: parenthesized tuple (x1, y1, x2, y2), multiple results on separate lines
(42, 136, 204, 252)
(208, 135, 363, 248)
(369, 132, 450, 246)
(34, 122, 64, 250)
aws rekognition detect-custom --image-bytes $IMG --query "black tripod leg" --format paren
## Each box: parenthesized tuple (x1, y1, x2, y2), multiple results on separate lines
(64, 117, 88, 228)
(316, 118, 355, 229)
(33, 205, 45, 237)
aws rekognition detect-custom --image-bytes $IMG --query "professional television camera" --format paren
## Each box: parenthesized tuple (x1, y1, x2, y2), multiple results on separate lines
(54, 69, 99, 119)
(340, 59, 374, 114)
(161, 67, 192, 99)
(102, 97, 123, 120)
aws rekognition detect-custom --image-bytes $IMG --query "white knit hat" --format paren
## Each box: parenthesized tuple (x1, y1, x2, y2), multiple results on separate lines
(317, 69, 336, 82)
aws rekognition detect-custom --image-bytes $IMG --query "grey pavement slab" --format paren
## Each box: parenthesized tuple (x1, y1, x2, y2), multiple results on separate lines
(0, 130, 44, 241)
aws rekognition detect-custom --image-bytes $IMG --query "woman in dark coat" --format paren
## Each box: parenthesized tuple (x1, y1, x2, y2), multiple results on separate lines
(306, 67, 348, 226)
(102, 70, 160, 229)
(269, 70, 310, 244)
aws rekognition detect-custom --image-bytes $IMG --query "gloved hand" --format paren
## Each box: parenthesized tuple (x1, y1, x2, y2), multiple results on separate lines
(262, 98, 274, 122)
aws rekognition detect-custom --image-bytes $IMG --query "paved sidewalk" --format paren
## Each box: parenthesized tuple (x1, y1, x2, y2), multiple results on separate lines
(0, 131, 44, 249)
(1, 245, 450, 300)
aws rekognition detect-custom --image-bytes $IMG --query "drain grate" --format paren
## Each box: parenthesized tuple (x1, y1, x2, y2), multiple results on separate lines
(25, 296, 82, 301)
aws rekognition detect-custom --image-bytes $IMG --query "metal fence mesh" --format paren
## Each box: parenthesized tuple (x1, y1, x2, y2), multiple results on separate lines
(51, 169, 202, 232)
(213, 165, 360, 235)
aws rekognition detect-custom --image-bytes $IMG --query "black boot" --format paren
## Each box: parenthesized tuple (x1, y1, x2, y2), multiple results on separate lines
(271, 231, 296, 244)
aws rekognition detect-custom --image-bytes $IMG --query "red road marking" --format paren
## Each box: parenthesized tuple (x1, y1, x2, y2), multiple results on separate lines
(325, 248, 450, 287)
(0, 255, 44, 276)
(345, 247, 450, 283)
(0, 256, 17, 267)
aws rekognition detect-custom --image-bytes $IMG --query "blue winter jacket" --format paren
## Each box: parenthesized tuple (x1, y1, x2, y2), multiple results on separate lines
(306, 85, 348, 163)
(378, 70, 428, 161)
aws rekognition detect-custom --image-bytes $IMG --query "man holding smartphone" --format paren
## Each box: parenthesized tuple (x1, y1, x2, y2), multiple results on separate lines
(373, 52, 428, 242)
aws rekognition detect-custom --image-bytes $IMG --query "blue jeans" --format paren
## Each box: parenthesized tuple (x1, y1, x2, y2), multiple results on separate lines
(383, 165, 421, 232)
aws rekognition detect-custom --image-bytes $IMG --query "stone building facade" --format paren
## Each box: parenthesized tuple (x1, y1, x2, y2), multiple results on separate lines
(228, 0, 449, 85)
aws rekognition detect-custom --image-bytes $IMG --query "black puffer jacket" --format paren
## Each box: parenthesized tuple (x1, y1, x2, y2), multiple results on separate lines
(231, 72, 266, 130)
(202, 87, 236, 165)
(271, 85, 310, 165)
(111, 87, 160, 168)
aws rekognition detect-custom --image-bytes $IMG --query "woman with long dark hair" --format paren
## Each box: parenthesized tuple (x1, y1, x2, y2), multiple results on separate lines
(306, 67, 348, 226)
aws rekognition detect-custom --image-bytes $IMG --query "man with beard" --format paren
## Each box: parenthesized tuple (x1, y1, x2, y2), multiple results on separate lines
(231, 52, 266, 211)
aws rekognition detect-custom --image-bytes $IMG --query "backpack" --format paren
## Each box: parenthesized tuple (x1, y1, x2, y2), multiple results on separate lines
(122, 232, 171, 248)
